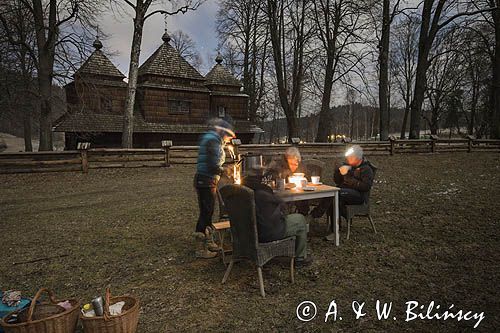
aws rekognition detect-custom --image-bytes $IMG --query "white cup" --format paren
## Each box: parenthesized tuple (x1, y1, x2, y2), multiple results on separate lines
(311, 176, 320, 184)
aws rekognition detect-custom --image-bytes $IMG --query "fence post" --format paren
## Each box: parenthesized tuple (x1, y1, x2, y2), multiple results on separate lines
(430, 135, 439, 153)
(467, 135, 475, 153)
(389, 136, 396, 156)
(77, 142, 91, 173)
(162, 140, 173, 167)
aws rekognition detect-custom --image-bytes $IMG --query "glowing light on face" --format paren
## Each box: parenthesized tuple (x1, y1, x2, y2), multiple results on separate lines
(345, 147, 354, 157)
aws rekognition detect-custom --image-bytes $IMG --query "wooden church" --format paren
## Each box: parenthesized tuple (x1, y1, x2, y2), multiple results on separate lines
(54, 32, 262, 148)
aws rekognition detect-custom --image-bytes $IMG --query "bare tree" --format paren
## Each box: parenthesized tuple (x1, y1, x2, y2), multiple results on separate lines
(376, 0, 402, 140)
(114, 0, 202, 148)
(311, 0, 370, 142)
(0, 0, 101, 151)
(265, 0, 312, 141)
(488, 0, 500, 138)
(0, 0, 37, 151)
(170, 29, 203, 70)
(390, 14, 419, 138)
(216, 0, 269, 122)
(423, 28, 464, 134)
(408, 0, 494, 139)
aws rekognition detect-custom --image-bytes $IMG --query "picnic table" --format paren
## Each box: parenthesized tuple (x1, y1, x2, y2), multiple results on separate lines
(275, 184, 341, 246)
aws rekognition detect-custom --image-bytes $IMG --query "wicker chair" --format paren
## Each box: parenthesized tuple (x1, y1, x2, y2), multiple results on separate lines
(302, 159, 326, 178)
(343, 163, 378, 240)
(219, 184, 296, 297)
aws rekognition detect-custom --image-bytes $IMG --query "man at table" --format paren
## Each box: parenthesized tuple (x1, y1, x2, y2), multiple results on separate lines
(243, 169, 312, 267)
(193, 118, 235, 259)
(311, 145, 375, 221)
(267, 147, 309, 215)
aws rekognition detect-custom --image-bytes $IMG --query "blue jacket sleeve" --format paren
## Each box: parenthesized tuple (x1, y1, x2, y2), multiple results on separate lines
(206, 138, 223, 176)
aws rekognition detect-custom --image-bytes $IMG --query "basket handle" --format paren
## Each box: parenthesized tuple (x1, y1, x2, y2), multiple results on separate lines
(27, 288, 58, 322)
(103, 287, 112, 321)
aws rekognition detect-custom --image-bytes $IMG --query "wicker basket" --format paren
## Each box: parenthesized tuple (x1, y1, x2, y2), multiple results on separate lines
(80, 288, 139, 333)
(0, 288, 80, 333)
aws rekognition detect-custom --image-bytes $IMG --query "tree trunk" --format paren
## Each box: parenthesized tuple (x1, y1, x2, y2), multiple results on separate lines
(266, 0, 303, 143)
(378, 0, 390, 141)
(32, 0, 56, 151)
(400, 103, 410, 139)
(122, 13, 145, 148)
(468, 79, 478, 135)
(315, 55, 335, 142)
(491, 1, 500, 138)
(285, 113, 298, 140)
(36, 54, 54, 151)
(23, 105, 33, 151)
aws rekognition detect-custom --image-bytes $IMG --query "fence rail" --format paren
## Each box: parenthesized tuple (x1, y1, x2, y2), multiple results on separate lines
(0, 137, 499, 174)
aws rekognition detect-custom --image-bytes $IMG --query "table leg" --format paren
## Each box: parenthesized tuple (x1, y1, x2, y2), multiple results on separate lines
(334, 192, 339, 246)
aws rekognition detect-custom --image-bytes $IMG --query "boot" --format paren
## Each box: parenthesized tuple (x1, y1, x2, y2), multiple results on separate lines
(205, 226, 220, 252)
(193, 232, 217, 259)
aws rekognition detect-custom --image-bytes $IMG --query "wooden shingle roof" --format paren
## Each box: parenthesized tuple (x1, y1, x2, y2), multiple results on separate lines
(53, 112, 263, 134)
(205, 55, 242, 87)
(138, 33, 205, 81)
(74, 49, 125, 79)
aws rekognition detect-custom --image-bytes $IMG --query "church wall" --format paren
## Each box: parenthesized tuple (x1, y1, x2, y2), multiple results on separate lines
(137, 87, 210, 124)
(209, 94, 249, 120)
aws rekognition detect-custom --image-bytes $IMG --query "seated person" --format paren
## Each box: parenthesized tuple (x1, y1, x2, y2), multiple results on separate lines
(267, 147, 309, 215)
(267, 147, 307, 181)
(243, 169, 312, 267)
(311, 145, 375, 218)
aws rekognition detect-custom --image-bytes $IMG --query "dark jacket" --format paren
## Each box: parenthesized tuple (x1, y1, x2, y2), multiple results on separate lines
(267, 156, 308, 181)
(195, 130, 225, 187)
(334, 159, 375, 201)
(243, 176, 286, 243)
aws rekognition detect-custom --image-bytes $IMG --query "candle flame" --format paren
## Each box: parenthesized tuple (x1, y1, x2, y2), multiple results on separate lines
(233, 164, 241, 185)
(227, 145, 236, 160)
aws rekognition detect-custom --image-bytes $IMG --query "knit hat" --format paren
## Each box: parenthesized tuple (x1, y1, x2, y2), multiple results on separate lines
(210, 118, 236, 138)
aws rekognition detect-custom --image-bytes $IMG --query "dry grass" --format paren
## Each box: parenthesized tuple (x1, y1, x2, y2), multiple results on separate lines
(0, 152, 499, 332)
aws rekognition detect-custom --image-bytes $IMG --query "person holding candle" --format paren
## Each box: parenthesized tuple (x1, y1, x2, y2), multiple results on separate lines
(310, 145, 375, 237)
(193, 118, 235, 259)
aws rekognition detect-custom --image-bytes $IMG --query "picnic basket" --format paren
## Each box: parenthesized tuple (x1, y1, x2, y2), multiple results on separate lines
(80, 288, 139, 333)
(0, 288, 80, 333)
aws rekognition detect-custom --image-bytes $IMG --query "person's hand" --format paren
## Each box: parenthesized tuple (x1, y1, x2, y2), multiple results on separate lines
(339, 165, 351, 175)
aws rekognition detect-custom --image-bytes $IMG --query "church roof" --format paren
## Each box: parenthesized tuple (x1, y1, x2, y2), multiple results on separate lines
(138, 32, 205, 81)
(205, 55, 242, 87)
(74, 44, 125, 79)
(53, 112, 263, 134)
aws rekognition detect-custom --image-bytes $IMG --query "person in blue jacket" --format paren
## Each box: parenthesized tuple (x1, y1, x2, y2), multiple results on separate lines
(193, 118, 235, 259)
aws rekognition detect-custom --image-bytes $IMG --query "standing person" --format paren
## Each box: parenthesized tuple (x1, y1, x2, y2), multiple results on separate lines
(193, 119, 235, 259)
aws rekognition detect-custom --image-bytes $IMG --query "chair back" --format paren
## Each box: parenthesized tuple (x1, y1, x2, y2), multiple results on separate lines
(219, 185, 259, 260)
(365, 161, 378, 204)
(303, 159, 325, 178)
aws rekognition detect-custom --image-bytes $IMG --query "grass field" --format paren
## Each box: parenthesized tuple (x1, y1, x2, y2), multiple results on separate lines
(1, 152, 499, 332)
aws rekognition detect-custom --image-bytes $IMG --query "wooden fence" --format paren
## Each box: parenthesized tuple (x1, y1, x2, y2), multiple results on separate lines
(0, 137, 499, 174)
